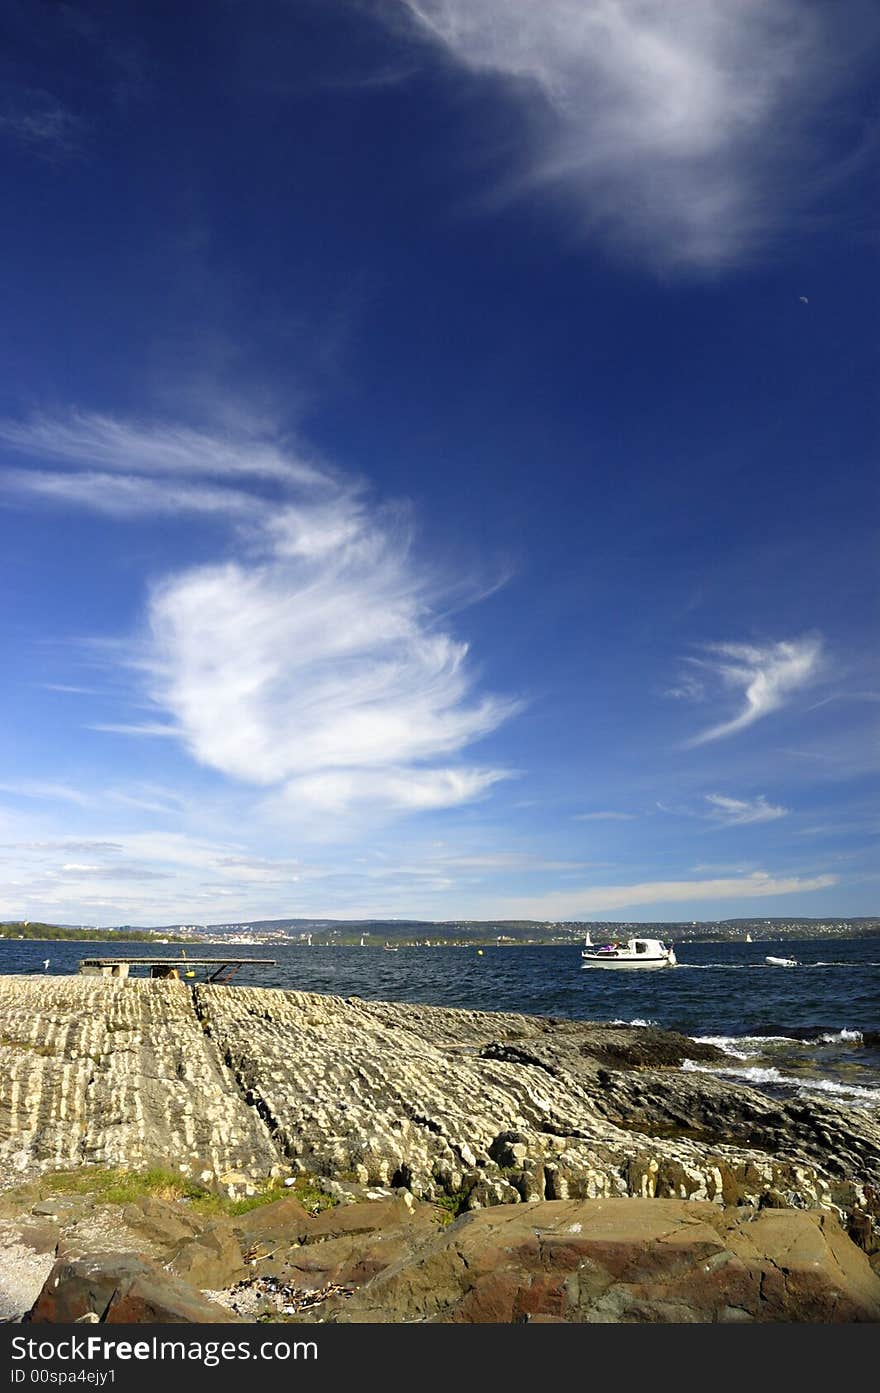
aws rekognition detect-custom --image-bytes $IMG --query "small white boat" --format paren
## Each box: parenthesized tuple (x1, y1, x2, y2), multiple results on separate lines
(581, 937, 676, 970)
(765, 955, 798, 968)
(383, 943, 399, 953)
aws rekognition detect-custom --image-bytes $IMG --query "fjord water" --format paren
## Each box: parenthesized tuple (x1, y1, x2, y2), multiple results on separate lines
(3, 936, 878, 1109)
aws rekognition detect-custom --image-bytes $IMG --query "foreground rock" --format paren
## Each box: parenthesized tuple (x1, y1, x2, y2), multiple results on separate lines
(325, 1199, 880, 1324)
(0, 977, 877, 1254)
(24, 1198, 880, 1323)
(27, 1253, 238, 1323)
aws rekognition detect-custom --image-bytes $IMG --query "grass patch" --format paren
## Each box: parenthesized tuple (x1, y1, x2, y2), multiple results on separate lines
(282, 1176, 339, 1216)
(432, 1189, 470, 1225)
(29, 1166, 197, 1207)
(4, 1166, 341, 1219)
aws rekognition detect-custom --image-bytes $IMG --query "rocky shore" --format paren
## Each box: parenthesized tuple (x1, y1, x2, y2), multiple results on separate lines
(0, 975, 878, 1322)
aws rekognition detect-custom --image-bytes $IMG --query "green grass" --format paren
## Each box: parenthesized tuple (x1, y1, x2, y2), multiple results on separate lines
(278, 1176, 339, 1216)
(5, 1166, 340, 1219)
(27, 1166, 201, 1207)
(432, 1189, 470, 1224)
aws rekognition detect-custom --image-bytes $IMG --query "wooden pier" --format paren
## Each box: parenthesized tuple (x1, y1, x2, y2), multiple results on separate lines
(78, 956, 276, 984)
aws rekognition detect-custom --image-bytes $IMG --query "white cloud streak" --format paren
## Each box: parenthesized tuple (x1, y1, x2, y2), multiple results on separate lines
(3, 411, 518, 817)
(0, 91, 84, 160)
(704, 793, 788, 826)
(683, 638, 823, 746)
(0, 411, 324, 486)
(399, 0, 874, 269)
(4, 468, 267, 520)
(0, 780, 93, 808)
(489, 870, 836, 919)
(0, 827, 837, 926)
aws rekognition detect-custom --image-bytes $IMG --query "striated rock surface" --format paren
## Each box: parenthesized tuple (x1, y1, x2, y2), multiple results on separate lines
(0, 977, 278, 1185)
(0, 976, 877, 1253)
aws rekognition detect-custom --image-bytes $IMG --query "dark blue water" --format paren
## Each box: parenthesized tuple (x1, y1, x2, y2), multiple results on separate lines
(3, 937, 878, 1107)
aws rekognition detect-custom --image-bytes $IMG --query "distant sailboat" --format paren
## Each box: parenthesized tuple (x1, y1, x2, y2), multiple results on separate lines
(745, 933, 752, 943)
(360, 935, 366, 947)
(583, 932, 593, 948)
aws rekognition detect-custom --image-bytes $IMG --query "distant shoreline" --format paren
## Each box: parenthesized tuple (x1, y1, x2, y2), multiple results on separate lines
(2, 928, 878, 951)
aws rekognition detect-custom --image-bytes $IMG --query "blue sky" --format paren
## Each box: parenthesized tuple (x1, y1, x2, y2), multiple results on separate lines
(1, 1, 877, 926)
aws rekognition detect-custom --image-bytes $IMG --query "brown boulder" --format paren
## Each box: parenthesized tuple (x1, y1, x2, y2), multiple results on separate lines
(327, 1198, 880, 1323)
(169, 1220, 248, 1289)
(303, 1197, 432, 1243)
(28, 1252, 239, 1323)
(230, 1197, 445, 1300)
(122, 1197, 203, 1250)
(231, 1196, 314, 1249)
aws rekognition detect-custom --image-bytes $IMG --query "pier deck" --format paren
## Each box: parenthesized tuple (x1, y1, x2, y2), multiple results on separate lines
(78, 956, 276, 983)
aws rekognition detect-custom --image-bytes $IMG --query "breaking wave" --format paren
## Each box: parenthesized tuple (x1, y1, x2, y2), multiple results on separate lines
(692, 1028, 867, 1057)
(681, 1059, 880, 1107)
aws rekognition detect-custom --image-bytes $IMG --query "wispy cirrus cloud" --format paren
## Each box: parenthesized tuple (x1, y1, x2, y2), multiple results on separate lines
(4, 468, 267, 520)
(678, 637, 823, 746)
(573, 810, 637, 822)
(0, 411, 324, 486)
(0, 780, 187, 816)
(704, 793, 788, 826)
(89, 721, 180, 738)
(2, 409, 519, 818)
(0, 830, 304, 924)
(487, 870, 836, 920)
(398, 0, 877, 269)
(0, 780, 93, 808)
(0, 89, 84, 160)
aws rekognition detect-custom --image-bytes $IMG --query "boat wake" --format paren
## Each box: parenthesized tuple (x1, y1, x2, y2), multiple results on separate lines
(676, 960, 877, 970)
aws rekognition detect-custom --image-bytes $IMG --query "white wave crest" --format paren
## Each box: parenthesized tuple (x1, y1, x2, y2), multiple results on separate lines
(692, 1033, 798, 1059)
(798, 1077, 880, 1103)
(682, 1060, 880, 1107)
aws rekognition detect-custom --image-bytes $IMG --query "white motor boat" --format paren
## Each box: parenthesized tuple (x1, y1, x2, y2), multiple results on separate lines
(581, 937, 676, 970)
(765, 955, 798, 967)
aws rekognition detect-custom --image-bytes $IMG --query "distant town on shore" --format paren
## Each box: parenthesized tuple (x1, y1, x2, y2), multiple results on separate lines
(1, 916, 878, 947)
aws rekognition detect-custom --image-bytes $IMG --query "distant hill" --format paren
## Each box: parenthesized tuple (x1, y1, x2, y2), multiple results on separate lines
(8, 916, 875, 947)
(138, 915, 880, 944)
(0, 922, 188, 943)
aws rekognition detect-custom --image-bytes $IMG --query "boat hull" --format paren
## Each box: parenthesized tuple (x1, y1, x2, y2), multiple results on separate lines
(581, 956, 673, 970)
